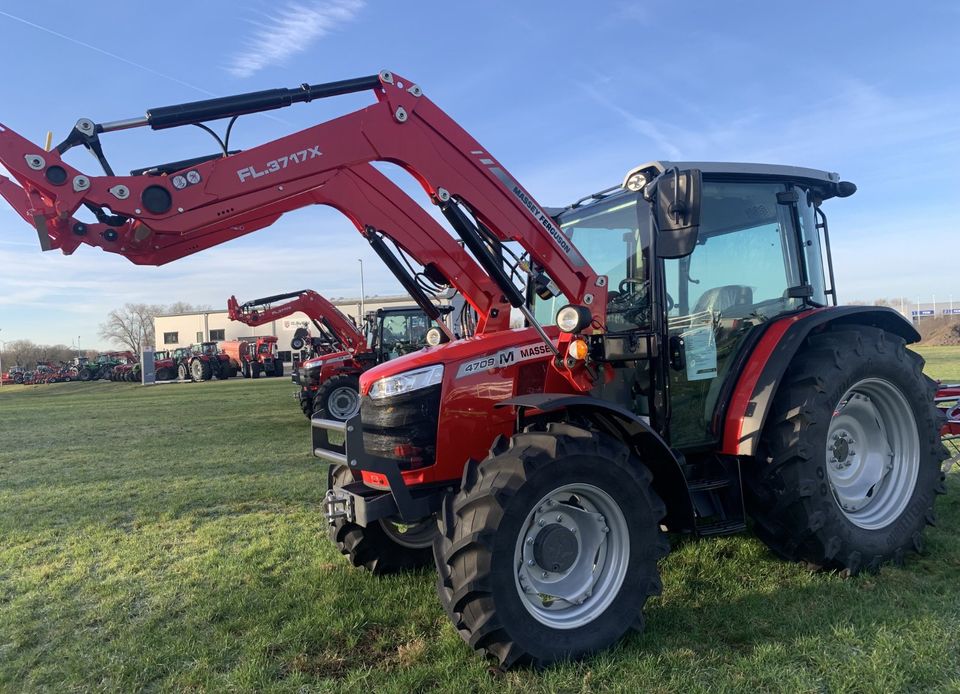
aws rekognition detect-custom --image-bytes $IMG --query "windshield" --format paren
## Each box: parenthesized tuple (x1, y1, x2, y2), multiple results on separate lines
(535, 192, 651, 330)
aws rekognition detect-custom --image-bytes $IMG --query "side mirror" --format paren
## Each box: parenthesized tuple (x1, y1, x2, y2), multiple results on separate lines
(654, 168, 701, 258)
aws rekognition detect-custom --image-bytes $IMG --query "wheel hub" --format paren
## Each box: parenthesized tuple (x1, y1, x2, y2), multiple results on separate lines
(825, 379, 919, 528)
(514, 484, 630, 629)
(533, 524, 579, 573)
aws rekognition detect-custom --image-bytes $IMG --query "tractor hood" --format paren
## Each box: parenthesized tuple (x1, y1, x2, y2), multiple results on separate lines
(358, 326, 559, 395)
(301, 350, 354, 371)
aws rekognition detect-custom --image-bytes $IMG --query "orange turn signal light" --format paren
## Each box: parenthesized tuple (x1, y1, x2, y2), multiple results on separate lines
(567, 338, 589, 362)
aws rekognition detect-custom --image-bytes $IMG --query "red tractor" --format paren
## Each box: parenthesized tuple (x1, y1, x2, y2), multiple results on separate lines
(229, 291, 447, 419)
(151, 350, 178, 381)
(0, 72, 948, 669)
(183, 342, 231, 381)
(219, 336, 283, 379)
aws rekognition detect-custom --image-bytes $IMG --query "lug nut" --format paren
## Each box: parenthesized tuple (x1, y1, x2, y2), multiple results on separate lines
(538, 519, 545, 527)
(526, 537, 534, 545)
(527, 559, 534, 566)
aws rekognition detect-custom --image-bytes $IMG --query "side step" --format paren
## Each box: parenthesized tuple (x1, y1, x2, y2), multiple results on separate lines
(697, 519, 747, 536)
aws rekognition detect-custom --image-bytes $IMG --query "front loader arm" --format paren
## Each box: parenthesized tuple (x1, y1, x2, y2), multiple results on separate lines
(0, 70, 605, 326)
(228, 289, 366, 354)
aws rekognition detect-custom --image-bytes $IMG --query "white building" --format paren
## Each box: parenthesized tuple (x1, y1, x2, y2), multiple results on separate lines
(153, 294, 435, 361)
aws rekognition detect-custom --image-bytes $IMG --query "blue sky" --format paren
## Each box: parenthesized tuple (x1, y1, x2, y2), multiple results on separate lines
(0, 1, 958, 348)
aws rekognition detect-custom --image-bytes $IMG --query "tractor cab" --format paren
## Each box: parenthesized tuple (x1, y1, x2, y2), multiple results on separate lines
(364, 305, 451, 362)
(535, 162, 854, 450)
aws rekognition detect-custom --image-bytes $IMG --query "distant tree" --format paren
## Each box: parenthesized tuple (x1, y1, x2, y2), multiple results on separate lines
(98, 302, 211, 355)
(166, 301, 210, 315)
(99, 303, 164, 356)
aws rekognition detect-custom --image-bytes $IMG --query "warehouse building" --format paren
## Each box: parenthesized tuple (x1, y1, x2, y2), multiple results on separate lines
(153, 294, 438, 362)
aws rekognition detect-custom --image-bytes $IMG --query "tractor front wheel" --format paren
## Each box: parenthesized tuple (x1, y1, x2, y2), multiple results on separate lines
(745, 326, 947, 575)
(434, 422, 669, 669)
(328, 465, 436, 574)
(313, 375, 361, 421)
(190, 359, 212, 382)
(252, 362, 262, 379)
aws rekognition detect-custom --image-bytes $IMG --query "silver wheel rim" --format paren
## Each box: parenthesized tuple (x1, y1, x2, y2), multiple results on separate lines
(379, 518, 436, 549)
(513, 483, 629, 629)
(826, 377, 920, 530)
(327, 385, 360, 420)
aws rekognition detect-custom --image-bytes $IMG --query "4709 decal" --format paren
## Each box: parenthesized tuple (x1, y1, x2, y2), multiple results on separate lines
(456, 342, 552, 378)
(237, 145, 322, 183)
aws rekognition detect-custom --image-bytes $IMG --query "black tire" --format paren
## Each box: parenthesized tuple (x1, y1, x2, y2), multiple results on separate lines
(744, 326, 947, 575)
(241, 361, 250, 378)
(274, 361, 284, 377)
(252, 362, 262, 379)
(328, 465, 436, 574)
(313, 374, 361, 421)
(190, 358, 212, 382)
(299, 392, 314, 419)
(218, 361, 231, 380)
(434, 422, 669, 669)
(177, 363, 189, 381)
(79, 369, 92, 382)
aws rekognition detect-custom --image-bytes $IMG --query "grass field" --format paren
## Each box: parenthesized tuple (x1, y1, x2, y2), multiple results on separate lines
(1, 347, 959, 692)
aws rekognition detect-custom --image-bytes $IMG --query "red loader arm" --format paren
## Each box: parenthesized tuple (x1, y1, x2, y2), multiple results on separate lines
(228, 289, 366, 354)
(0, 70, 605, 329)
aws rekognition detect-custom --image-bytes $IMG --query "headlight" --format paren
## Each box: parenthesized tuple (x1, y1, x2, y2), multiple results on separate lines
(555, 304, 593, 333)
(425, 327, 443, 347)
(368, 364, 444, 400)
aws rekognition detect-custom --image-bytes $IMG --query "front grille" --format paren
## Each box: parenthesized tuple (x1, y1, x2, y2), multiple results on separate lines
(360, 385, 441, 470)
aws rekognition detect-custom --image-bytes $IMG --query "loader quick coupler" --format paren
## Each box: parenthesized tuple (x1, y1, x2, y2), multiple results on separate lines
(312, 414, 443, 526)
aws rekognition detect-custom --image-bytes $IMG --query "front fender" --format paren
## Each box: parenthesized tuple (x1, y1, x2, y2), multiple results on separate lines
(497, 394, 696, 533)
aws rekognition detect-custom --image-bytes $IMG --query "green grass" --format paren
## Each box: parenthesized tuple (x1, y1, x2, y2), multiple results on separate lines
(916, 345, 960, 382)
(2, 359, 960, 692)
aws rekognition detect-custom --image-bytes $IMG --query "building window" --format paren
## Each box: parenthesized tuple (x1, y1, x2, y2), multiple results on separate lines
(209, 329, 225, 341)
(196, 331, 203, 343)
(163, 332, 179, 344)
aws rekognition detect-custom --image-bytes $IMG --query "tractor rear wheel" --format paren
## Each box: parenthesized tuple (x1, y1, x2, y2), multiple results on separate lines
(313, 375, 361, 421)
(79, 369, 92, 382)
(745, 326, 947, 575)
(434, 422, 669, 669)
(328, 465, 436, 574)
(190, 359, 212, 382)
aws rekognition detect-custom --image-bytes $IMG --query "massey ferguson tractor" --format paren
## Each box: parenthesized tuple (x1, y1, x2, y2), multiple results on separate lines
(0, 71, 948, 670)
(229, 291, 448, 419)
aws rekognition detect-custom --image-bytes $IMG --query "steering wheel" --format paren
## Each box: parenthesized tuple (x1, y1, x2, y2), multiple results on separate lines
(617, 278, 675, 312)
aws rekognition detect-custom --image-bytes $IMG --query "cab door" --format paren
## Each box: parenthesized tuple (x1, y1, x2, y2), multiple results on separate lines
(662, 180, 807, 449)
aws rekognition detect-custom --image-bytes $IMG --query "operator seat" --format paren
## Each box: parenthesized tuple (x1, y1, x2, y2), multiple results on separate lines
(693, 285, 753, 316)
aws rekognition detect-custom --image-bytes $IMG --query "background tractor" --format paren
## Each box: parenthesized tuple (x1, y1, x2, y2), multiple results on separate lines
(219, 337, 283, 379)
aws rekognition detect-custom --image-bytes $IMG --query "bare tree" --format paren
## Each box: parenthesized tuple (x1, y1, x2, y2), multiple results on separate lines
(98, 303, 164, 356)
(98, 302, 211, 354)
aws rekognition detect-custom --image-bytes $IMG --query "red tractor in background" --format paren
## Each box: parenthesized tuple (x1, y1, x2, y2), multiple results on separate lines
(2, 366, 25, 384)
(182, 342, 231, 381)
(219, 336, 283, 379)
(152, 350, 178, 381)
(228, 291, 443, 419)
(0, 71, 950, 669)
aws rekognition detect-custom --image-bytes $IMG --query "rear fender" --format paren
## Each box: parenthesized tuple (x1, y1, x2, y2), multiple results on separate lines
(498, 394, 695, 533)
(719, 306, 920, 456)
